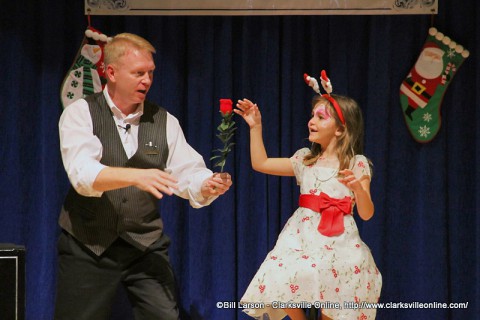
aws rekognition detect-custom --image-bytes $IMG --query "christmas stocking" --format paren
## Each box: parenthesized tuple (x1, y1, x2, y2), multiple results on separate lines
(60, 27, 110, 108)
(400, 27, 469, 143)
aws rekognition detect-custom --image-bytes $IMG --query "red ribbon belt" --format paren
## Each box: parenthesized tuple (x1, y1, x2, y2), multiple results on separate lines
(299, 193, 352, 237)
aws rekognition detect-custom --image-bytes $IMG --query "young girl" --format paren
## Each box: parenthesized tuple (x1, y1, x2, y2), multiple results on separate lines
(234, 74, 382, 320)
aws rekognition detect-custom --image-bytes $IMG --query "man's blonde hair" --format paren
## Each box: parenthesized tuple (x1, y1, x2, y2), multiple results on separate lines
(104, 33, 156, 66)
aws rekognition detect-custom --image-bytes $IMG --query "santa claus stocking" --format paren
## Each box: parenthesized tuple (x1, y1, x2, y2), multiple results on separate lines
(60, 27, 110, 108)
(400, 27, 469, 143)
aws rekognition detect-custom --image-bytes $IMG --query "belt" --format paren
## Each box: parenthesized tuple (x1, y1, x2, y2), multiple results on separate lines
(299, 193, 352, 237)
(404, 77, 432, 99)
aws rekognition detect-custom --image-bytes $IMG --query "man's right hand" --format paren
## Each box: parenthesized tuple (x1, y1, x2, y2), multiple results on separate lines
(133, 168, 178, 199)
(93, 167, 178, 199)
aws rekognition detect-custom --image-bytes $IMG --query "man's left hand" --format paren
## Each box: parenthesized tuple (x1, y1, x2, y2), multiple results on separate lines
(201, 172, 232, 197)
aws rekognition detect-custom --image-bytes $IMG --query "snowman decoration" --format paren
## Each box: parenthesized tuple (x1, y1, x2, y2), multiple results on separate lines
(61, 28, 111, 108)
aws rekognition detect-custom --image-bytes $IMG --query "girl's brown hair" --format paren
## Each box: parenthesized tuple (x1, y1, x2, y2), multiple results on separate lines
(303, 94, 370, 172)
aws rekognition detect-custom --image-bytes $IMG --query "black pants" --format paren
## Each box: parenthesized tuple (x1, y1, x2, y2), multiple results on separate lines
(54, 231, 179, 320)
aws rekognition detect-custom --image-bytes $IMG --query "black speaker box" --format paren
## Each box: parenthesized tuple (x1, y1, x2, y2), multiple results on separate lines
(0, 244, 25, 320)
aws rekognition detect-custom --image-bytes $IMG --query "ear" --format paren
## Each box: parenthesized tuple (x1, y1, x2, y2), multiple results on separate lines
(335, 125, 345, 137)
(105, 64, 116, 83)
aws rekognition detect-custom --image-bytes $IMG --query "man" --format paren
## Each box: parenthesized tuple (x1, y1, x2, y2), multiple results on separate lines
(56, 33, 232, 320)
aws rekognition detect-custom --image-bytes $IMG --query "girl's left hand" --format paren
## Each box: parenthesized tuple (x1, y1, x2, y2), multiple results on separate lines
(338, 169, 364, 193)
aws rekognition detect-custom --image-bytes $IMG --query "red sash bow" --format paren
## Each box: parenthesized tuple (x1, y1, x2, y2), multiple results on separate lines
(299, 193, 352, 237)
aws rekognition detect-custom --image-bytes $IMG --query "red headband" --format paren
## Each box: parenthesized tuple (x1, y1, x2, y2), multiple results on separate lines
(322, 94, 345, 125)
(304, 70, 346, 125)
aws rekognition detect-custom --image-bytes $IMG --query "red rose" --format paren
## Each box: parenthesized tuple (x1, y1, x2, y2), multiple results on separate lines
(219, 99, 233, 115)
(211, 98, 236, 172)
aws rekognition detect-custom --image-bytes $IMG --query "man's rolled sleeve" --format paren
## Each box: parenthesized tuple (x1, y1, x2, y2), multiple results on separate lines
(59, 99, 106, 198)
(166, 114, 217, 208)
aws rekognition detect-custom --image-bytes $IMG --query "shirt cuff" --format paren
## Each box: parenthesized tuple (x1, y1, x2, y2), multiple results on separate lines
(73, 162, 107, 197)
(185, 170, 218, 208)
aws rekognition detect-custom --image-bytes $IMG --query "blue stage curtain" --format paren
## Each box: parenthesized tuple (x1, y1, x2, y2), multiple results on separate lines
(0, 1, 478, 319)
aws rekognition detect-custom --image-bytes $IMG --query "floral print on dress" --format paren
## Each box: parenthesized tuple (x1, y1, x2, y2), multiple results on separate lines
(240, 148, 382, 320)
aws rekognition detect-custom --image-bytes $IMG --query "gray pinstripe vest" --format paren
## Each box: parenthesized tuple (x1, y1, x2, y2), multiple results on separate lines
(59, 93, 169, 256)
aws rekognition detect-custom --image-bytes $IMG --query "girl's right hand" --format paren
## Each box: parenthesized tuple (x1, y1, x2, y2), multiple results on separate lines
(234, 98, 262, 129)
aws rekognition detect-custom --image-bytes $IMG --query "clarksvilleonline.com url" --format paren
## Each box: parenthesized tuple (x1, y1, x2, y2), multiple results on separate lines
(216, 301, 469, 310)
(350, 301, 469, 310)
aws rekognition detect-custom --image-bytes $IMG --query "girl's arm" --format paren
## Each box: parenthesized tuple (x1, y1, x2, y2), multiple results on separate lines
(338, 170, 374, 220)
(235, 99, 294, 176)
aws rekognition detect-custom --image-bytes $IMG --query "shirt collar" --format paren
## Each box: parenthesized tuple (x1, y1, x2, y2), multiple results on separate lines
(103, 86, 144, 124)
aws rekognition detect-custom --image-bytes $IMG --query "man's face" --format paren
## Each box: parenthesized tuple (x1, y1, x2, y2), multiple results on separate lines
(109, 47, 155, 107)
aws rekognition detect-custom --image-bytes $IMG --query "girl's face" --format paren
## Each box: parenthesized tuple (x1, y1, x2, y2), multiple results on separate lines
(308, 103, 341, 147)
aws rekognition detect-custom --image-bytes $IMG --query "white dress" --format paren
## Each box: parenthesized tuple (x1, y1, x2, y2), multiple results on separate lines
(240, 148, 382, 320)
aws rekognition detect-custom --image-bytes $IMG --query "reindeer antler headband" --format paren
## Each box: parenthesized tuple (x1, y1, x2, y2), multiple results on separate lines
(303, 70, 345, 125)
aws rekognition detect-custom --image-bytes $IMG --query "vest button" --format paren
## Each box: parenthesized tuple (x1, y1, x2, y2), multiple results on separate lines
(122, 197, 128, 203)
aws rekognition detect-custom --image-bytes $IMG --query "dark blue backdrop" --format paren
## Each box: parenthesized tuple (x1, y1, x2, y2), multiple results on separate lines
(0, 1, 478, 319)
